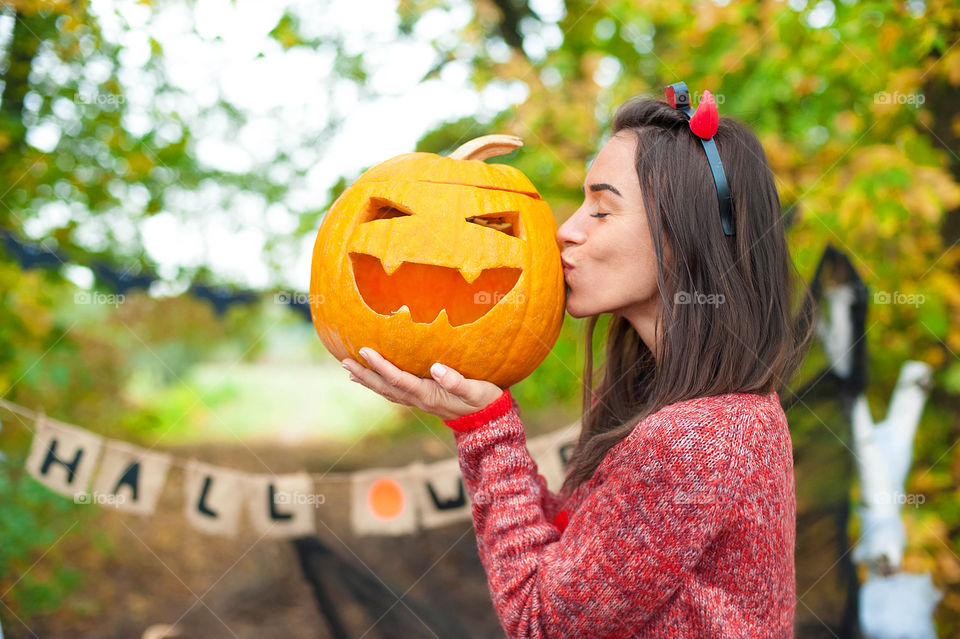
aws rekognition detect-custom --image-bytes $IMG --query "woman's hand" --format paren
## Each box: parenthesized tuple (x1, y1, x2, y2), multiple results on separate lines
(341, 347, 505, 422)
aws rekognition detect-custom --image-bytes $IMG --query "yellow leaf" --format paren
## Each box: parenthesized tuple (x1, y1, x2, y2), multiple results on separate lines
(944, 48, 960, 87)
(834, 110, 859, 134)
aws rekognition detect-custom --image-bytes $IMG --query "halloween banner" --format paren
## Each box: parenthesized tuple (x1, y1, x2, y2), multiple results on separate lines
(4, 398, 577, 539)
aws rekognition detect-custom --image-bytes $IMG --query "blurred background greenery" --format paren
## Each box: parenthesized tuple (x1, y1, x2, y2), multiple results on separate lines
(1, 0, 959, 636)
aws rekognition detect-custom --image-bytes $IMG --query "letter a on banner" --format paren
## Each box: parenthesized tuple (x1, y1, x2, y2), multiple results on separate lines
(91, 440, 172, 515)
(350, 463, 421, 537)
(183, 460, 247, 537)
(25, 415, 103, 498)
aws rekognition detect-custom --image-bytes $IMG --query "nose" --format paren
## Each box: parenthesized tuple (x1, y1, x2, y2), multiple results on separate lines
(556, 209, 587, 247)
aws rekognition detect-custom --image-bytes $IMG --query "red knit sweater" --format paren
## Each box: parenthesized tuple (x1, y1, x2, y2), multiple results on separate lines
(444, 389, 795, 638)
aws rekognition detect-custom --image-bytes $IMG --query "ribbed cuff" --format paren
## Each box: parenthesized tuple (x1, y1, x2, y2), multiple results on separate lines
(443, 388, 514, 432)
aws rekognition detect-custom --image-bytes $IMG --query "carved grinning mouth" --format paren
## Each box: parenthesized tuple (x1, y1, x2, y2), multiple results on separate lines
(349, 253, 521, 327)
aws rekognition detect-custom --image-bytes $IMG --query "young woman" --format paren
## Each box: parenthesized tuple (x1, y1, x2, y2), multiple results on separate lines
(341, 86, 815, 638)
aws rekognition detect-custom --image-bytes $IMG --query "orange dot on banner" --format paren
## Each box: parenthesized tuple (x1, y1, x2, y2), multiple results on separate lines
(368, 478, 405, 521)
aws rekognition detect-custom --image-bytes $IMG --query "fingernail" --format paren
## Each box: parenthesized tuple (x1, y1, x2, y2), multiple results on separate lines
(358, 348, 371, 363)
(341, 361, 350, 370)
(430, 362, 447, 379)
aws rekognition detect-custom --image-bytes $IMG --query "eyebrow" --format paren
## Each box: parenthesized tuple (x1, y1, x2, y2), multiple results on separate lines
(582, 183, 623, 197)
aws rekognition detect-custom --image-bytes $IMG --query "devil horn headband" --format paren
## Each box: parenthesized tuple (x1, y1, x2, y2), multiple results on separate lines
(664, 81, 736, 236)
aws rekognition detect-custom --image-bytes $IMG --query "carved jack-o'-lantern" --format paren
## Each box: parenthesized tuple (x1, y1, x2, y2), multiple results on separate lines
(309, 135, 565, 388)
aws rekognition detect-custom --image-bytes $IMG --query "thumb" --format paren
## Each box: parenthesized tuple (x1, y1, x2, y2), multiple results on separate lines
(430, 362, 479, 403)
(430, 362, 460, 391)
(430, 362, 505, 414)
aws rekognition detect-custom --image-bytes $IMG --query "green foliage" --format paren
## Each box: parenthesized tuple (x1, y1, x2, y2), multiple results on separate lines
(511, 315, 585, 413)
(0, 455, 89, 619)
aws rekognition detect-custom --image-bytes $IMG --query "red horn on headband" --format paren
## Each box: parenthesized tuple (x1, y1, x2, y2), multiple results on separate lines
(665, 85, 680, 109)
(689, 90, 719, 139)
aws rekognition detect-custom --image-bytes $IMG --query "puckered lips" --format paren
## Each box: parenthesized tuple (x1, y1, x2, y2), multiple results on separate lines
(349, 252, 521, 327)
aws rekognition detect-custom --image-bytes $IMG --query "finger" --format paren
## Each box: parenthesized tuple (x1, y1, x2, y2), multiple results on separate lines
(429, 363, 486, 407)
(347, 357, 416, 405)
(358, 347, 428, 398)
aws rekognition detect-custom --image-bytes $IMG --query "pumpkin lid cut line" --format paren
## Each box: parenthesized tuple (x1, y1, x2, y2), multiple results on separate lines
(358, 178, 542, 200)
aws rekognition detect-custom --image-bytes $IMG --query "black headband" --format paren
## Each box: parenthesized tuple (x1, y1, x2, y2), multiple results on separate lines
(664, 81, 736, 236)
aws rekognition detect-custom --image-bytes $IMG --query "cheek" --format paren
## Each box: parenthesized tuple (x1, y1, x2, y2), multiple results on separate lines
(607, 231, 656, 279)
(600, 231, 661, 302)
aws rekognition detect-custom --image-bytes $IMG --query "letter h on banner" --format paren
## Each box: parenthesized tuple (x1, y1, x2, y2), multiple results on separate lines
(25, 415, 103, 499)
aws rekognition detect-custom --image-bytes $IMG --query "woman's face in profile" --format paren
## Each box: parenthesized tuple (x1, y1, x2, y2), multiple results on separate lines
(556, 131, 670, 320)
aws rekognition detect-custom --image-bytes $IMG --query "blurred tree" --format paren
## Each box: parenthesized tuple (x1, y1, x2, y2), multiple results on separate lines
(0, 0, 324, 625)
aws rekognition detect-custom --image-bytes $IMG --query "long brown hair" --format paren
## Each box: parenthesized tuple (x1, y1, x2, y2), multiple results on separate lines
(558, 96, 816, 499)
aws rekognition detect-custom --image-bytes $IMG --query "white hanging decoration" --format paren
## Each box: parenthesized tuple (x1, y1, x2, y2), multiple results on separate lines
(851, 360, 933, 570)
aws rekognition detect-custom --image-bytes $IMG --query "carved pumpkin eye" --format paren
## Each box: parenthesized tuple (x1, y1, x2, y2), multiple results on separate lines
(466, 211, 520, 238)
(363, 198, 412, 222)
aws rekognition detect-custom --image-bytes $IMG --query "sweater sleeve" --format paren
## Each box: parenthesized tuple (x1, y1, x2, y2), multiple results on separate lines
(444, 388, 565, 527)
(450, 397, 747, 639)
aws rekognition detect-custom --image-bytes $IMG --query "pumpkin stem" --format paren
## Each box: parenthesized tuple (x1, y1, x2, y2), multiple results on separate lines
(449, 135, 523, 161)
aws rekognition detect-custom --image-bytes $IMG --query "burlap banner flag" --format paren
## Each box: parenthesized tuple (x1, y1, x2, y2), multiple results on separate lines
(90, 440, 172, 514)
(350, 463, 422, 537)
(26, 415, 104, 499)
(183, 460, 248, 538)
(246, 472, 318, 539)
(416, 456, 472, 529)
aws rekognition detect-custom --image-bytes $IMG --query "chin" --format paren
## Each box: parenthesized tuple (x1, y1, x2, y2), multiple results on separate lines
(564, 297, 591, 319)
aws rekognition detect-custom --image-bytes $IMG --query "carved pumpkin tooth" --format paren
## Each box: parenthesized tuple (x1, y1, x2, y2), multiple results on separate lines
(395, 304, 411, 316)
(459, 264, 484, 284)
(434, 308, 450, 326)
(381, 258, 403, 276)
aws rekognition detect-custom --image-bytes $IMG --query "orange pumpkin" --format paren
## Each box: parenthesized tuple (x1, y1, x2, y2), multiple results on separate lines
(308, 135, 565, 388)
